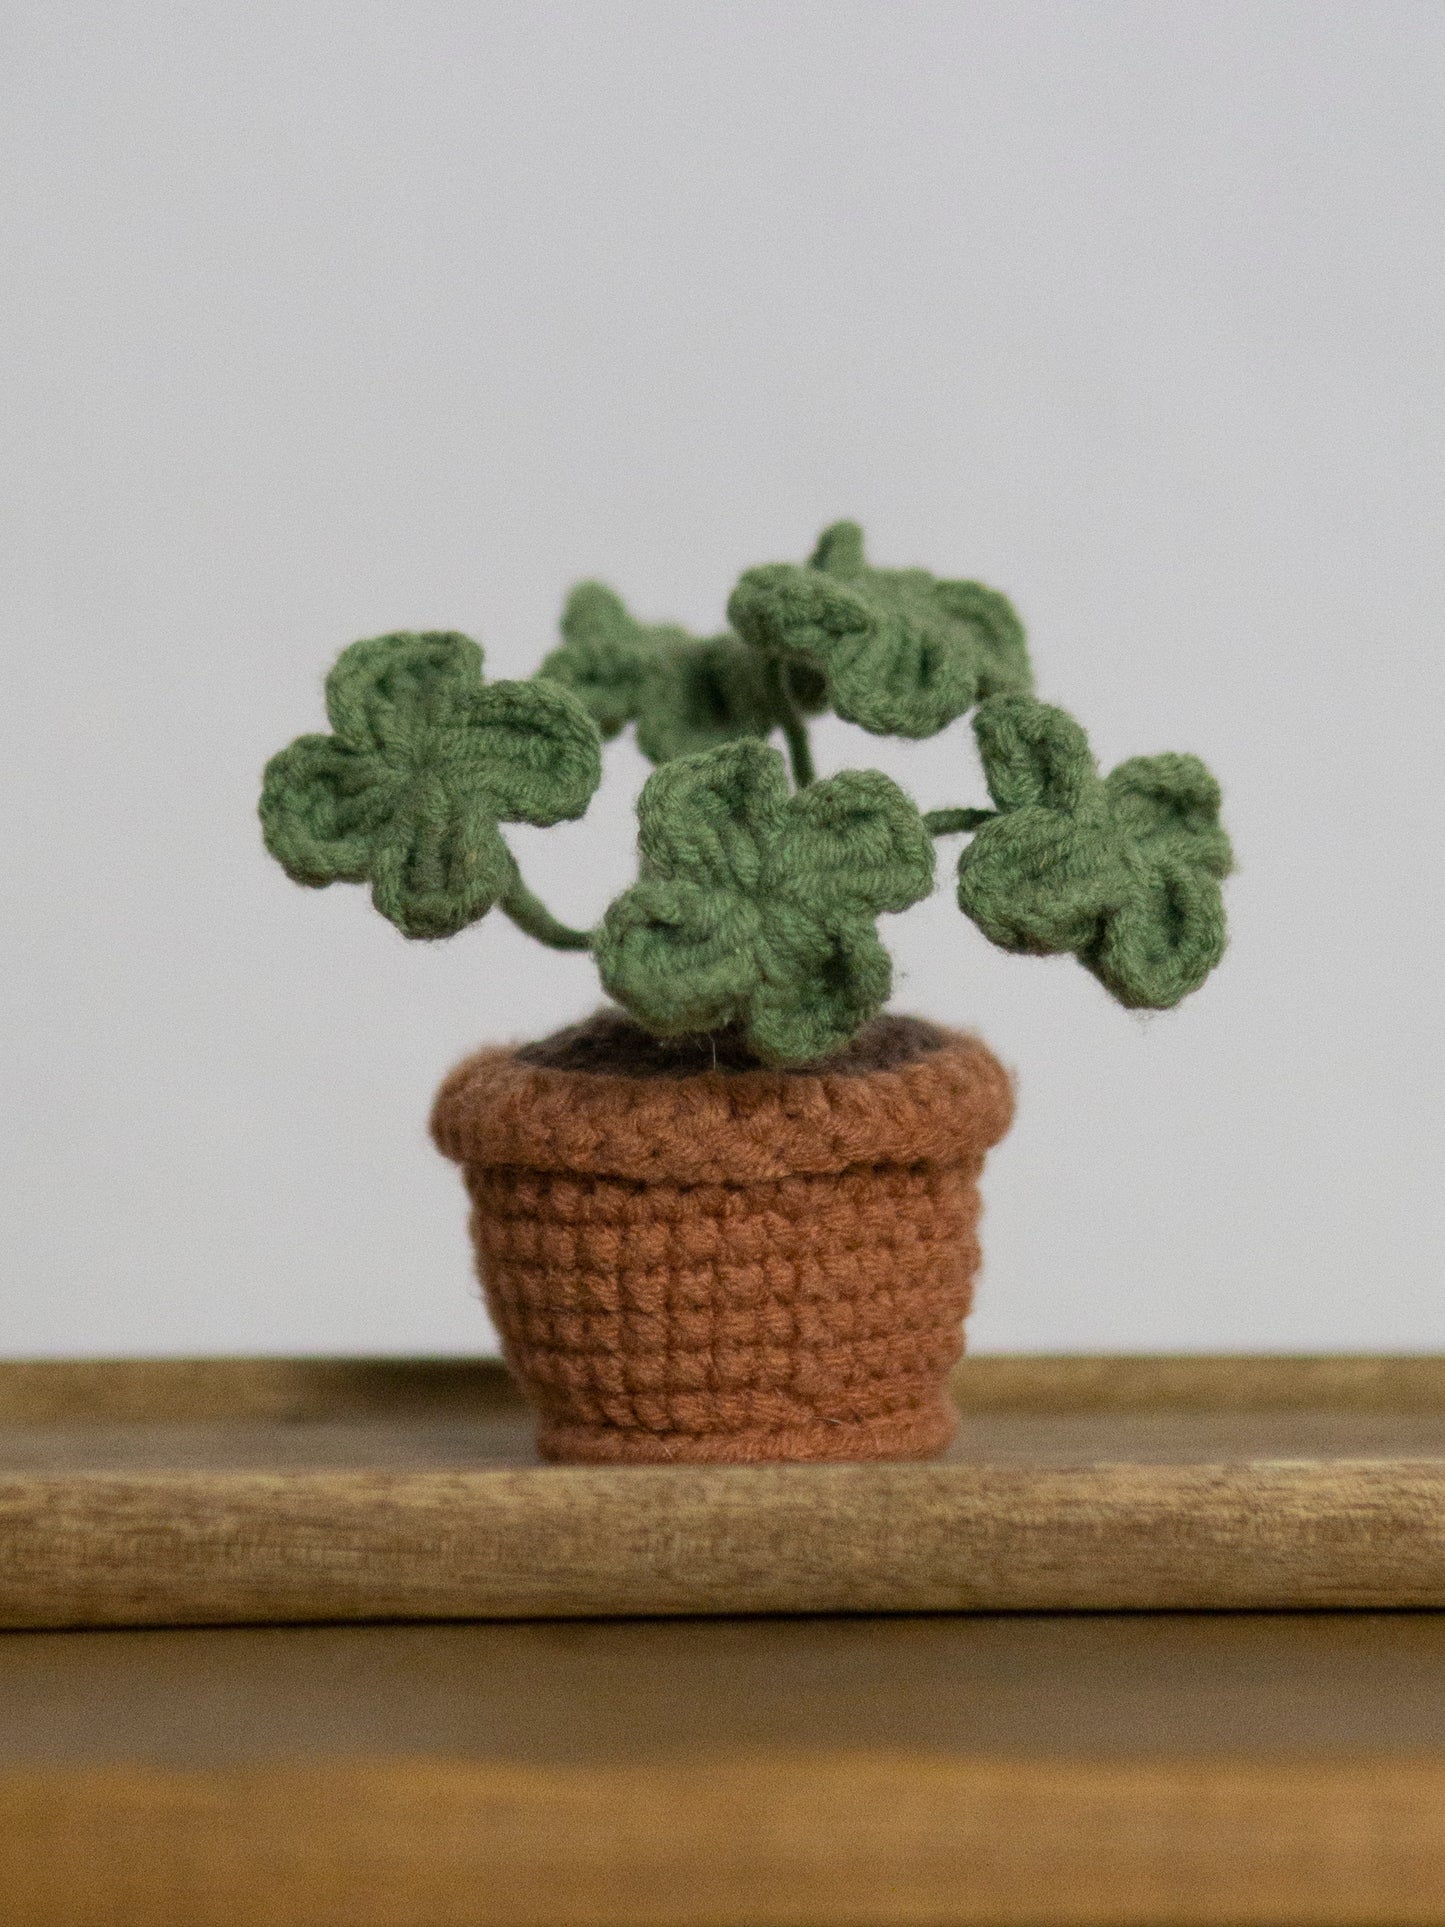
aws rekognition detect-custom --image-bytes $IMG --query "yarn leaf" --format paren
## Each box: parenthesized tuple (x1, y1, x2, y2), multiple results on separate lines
(369, 785, 515, 941)
(637, 637, 807, 765)
(971, 687, 1095, 814)
(255, 733, 398, 887)
(634, 732, 787, 889)
(597, 738, 935, 1063)
(457, 679, 605, 826)
(538, 585, 663, 741)
(594, 878, 765, 1036)
(261, 631, 602, 940)
(1105, 752, 1235, 869)
(538, 583, 815, 764)
(775, 768, 938, 918)
(955, 694, 1233, 1008)
(727, 521, 1032, 739)
(748, 916, 894, 1066)
(324, 630, 485, 753)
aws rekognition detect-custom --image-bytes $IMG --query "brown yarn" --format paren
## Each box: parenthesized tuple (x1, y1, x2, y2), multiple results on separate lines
(431, 1011, 1014, 1464)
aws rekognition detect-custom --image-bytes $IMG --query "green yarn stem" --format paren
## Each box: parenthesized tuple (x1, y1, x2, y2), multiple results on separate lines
(766, 657, 816, 788)
(499, 861, 594, 951)
(923, 807, 997, 836)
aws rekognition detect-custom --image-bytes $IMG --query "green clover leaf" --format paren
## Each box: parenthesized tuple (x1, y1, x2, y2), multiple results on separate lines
(726, 520, 1032, 740)
(535, 585, 662, 741)
(955, 694, 1233, 1008)
(260, 631, 601, 939)
(537, 582, 822, 764)
(596, 740, 935, 1063)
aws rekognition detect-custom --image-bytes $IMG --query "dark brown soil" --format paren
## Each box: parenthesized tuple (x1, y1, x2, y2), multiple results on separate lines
(515, 1007, 949, 1080)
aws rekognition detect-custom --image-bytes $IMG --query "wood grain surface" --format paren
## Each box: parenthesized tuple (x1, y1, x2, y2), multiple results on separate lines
(2, 1612, 1444, 1926)
(1, 1355, 1442, 1626)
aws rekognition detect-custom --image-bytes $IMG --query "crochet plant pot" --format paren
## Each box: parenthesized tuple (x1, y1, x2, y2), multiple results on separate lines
(260, 528, 1232, 1467)
(430, 1011, 1014, 1465)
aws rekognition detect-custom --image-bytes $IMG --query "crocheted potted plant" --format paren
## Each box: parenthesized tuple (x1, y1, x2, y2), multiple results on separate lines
(260, 523, 1232, 1464)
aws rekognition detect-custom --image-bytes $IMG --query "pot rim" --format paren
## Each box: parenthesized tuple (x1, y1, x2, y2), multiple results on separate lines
(431, 1017, 1014, 1185)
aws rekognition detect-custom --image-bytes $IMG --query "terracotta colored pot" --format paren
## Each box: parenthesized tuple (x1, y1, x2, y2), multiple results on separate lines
(430, 1012, 1013, 1465)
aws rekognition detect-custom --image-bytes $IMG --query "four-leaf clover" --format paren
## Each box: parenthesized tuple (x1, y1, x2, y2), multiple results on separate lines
(537, 582, 820, 764)
(261, 549, 1233, 1047)
(596, 739, 936, 1064)
(260, 631, 601, 939)
(727, 521, 1032, 739)
(955, 694, 1233, 1008)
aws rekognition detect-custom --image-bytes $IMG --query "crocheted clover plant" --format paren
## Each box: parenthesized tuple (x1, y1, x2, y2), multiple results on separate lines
(261, 522, 1233, 1063)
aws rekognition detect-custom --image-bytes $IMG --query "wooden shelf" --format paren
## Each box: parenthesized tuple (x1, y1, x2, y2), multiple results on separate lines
(2, 1612, 1444, 1924)
(2, 1354, 1442, 1627)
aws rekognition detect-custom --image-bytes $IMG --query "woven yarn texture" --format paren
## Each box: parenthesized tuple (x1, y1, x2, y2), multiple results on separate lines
(595, 737, 935, 1066)
(957, 694, 1234, 1008)
(259, 630, 601, 938)
(727, 520, 1032, 739)
(536, 580, 825, 765)
(431, 1016, 1014, 1464)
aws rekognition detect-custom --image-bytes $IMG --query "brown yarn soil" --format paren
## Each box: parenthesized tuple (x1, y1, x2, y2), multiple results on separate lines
(431, 1009, 1014, 1465)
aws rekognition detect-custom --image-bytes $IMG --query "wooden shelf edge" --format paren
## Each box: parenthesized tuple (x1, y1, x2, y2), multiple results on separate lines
(2, 1352, 1443, 1425)
(3, 1459, 1444, 1627)
(4, 1748, 1444, 1927)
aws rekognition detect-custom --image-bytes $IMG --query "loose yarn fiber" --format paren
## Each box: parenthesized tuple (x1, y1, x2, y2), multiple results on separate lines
(432, 1013, 1014, 1464)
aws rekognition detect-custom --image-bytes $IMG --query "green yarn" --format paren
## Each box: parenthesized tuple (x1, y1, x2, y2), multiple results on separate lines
(260, 631, 601, 940)
(260, 535, 1234, 1055)
(954, 694, 1233, 1009)
(726, 521, 1032, 740)
(922, 806, 997, 836)
(636, 636, 783, 764)
(537, 582, 823, 765)
(538, 584, 651, 739)
(596, 739, 935, 1065)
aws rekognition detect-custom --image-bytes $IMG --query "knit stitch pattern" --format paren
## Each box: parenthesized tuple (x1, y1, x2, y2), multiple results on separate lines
(727, 520, 1032, 739)
(956, 694, 1234, 1008)
(537, 581, 824, 765)
(595, 738, 935, 1065)
(431, 1015, 1014, 1463)
(259, 539, 1234, 1045)
(260, 630, 601, 939)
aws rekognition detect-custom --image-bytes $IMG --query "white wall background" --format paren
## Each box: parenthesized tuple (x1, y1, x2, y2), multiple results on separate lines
(3, 1, 1442, 1358)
